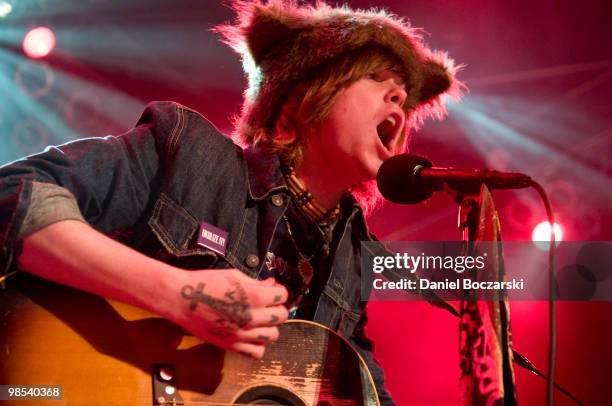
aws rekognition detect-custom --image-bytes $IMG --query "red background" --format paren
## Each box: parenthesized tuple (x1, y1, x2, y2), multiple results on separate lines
(2, 1, 611, 404)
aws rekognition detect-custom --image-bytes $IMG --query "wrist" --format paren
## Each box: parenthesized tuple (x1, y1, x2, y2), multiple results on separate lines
(133, 262, 183, 320)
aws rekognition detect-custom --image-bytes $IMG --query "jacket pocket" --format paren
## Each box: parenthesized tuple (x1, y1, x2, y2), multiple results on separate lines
(148, 193, 218, 266)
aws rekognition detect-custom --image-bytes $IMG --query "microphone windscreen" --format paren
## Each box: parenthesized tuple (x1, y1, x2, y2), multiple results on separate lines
(376, 154, 434, 204)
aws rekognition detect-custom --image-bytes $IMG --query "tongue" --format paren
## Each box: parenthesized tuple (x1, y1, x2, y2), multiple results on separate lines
(377, 120, 394, 146)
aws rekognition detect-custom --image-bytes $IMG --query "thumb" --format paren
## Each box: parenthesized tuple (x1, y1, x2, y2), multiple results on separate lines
(226, 268, 274, 285)
(260, 277, 277, 286)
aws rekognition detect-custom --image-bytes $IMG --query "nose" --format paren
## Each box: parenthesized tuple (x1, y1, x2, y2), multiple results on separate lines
(385, 82, 407, 107)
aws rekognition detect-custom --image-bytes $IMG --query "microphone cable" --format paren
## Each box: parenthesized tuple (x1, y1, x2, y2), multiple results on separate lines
(529, 180, 558, 406)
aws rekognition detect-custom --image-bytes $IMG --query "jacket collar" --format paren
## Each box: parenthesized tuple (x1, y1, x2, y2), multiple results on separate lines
(242, 145, 288, 200)
(340, 191, 374, 240)
(242, 144, 373, 240)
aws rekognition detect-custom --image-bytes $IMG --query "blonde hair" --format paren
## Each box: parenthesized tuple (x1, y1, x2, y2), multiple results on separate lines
(243, 47, 414, 215)
(249, 46, 412, 169)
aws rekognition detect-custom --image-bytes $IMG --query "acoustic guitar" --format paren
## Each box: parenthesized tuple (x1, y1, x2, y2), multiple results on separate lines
(0, 272, 378, 405)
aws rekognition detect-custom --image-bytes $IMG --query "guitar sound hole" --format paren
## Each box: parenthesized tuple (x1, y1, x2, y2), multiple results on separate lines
(234, 385, 306, 406)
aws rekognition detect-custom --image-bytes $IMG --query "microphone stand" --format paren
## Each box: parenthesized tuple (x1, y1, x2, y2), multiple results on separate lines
(457, 194, 479, 243)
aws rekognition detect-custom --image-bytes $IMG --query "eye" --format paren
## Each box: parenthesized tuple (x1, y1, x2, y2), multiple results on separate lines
(367, 72, 383, 82)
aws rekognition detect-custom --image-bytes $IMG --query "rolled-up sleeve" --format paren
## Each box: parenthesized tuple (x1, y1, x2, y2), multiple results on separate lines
(0, 101, 186, 275)
(18, 182, 87, 239)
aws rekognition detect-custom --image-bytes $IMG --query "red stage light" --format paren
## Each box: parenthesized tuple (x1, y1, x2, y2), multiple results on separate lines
(532, 221, 563, 243)
(22, 27, 56, 59)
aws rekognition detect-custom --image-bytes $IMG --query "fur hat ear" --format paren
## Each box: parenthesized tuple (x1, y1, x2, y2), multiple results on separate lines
(246, 9, 299, 65)
(419, 60, 453, 103)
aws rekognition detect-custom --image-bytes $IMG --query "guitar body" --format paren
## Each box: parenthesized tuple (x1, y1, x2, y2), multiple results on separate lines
(0, 273, 378, 405)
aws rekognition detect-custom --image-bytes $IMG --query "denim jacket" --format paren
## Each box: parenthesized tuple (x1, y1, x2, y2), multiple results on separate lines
(0, 101, 394, 405)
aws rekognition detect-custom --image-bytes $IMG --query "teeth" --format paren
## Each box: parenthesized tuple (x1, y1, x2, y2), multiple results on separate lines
(385, 116, 396, 126)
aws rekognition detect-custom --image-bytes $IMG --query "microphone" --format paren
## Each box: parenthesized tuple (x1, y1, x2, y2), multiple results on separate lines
(377, 154, 533, 204)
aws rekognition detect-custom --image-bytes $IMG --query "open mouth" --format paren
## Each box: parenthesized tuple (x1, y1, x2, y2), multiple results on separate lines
(376, 113, 402, 151)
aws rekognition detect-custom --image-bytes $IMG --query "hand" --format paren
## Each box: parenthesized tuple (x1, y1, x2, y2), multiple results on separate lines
(164, 268, 289, 359)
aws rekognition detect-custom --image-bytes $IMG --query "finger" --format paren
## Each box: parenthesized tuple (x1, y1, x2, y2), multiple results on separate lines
(226, 268, 260, 283)
(259, 277, 277, 286)
(236, 326, 280, 344)
(250, 284, 289, 307)
(229, 342, 266, 360)
(227, 270, 279, 288)
(246, 305, 289, 328)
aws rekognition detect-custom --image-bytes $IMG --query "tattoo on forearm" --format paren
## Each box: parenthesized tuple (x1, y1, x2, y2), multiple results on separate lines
(181, 281, 253, 327)
(273, 295, 282, 303)
(271, 315, 279, 323)
(256, 335, 269, 341)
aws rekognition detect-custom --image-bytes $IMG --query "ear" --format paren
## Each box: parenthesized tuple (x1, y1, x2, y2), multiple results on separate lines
(246, 10, 299, 65)
(419, 59, 452, 103)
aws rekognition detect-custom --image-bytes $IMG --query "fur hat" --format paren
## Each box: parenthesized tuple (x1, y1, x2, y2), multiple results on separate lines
(216, 0, 461, 140)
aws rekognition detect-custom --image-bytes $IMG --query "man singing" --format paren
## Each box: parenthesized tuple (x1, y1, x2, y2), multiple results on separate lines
(0, 1, 459, 404)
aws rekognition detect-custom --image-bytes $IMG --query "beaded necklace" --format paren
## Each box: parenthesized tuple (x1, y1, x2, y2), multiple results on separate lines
(284, 166, 341, 228)
(280, 167, 344, 316)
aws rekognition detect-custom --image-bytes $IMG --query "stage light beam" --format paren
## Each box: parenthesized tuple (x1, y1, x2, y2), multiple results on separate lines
(23, 27, 56, 59)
